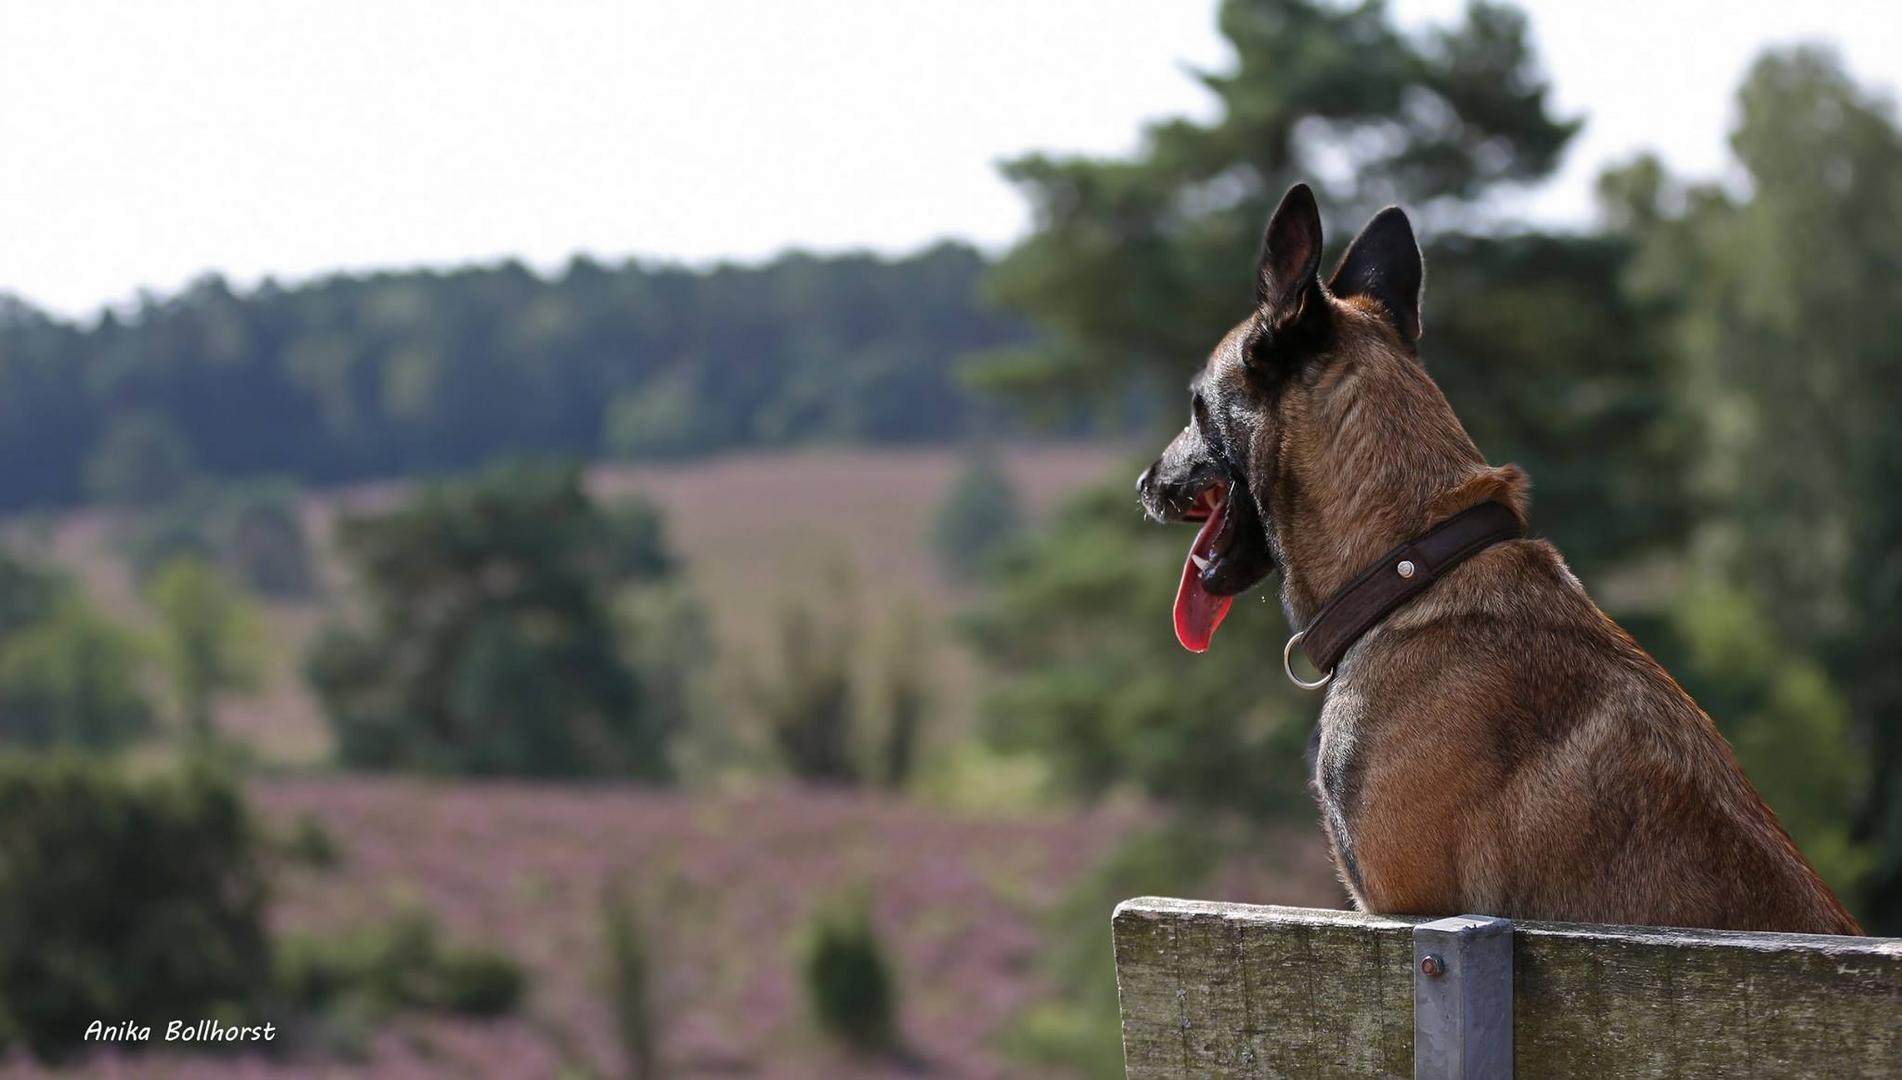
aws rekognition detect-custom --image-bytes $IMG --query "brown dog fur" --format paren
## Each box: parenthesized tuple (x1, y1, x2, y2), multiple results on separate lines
(1139, 185, 1861, 934)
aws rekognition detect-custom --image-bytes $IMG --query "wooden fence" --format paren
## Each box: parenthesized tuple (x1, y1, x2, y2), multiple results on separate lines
(1112, 897, 1902, 1079)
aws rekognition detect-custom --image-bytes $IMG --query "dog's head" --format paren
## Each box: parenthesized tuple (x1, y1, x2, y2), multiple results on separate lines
(1137, 182, 1441, 652)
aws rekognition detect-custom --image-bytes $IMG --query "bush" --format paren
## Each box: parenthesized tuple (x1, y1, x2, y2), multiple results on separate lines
(433, 945, 528, 1017)
(276, 908, 526, 1020)
(221, 485, 316, 599)
(0, 754, 271, 1061)
(746, 574, 936, 789)
(749, 588, 860, 785)
(602, 879, 661, 1079)
(932, 449, 1023, 582)
(279, 812, 343, 869)
(798, 891, 898, 1053)
(876, 606, 930, 791)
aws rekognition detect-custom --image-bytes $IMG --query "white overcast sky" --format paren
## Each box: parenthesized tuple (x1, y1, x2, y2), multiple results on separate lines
(3, 1, 1898, 318)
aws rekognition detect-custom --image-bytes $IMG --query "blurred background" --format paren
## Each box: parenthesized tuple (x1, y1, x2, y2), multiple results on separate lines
(1, 1, 1899, 1076)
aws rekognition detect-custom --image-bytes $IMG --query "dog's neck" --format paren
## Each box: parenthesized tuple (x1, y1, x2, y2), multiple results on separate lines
(1262, 357, 1526, 630)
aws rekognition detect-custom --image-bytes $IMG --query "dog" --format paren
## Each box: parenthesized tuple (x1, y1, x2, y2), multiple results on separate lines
(1136, 183, 1861, 935)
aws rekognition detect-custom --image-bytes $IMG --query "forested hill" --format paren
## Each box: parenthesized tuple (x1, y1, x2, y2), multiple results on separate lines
(0, 243, 1028, 510)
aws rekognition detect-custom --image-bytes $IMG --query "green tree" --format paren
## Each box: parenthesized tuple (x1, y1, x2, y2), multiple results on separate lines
(0, 245, 1026, 511)
(144, 557, 262, 741)
(970, 0, 1575, 412)
(932, 449, 1024, 582)
(1602, 46, 1902, 929)
(1668, 580, 1867, 895)
(0, 754, 271, 1061)
(307, 460, 678, 778)
(0, 594, 151, 750)
(965, 0, 1650, 826)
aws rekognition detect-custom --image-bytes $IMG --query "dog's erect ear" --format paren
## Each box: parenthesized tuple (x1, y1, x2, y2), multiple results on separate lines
(1329, 207, 1424, 343)
(1255, 183, 1323, 328)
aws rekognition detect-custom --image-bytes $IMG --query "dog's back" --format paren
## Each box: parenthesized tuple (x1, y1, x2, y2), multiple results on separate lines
(1320, 534, 1862, 934)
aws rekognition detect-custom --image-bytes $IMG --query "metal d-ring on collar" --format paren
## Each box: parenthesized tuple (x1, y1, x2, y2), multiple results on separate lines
(1282, 630, 1333, 691)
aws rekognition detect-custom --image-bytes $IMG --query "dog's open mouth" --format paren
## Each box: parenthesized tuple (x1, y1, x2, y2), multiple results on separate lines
(1175, 482, 1235, 653)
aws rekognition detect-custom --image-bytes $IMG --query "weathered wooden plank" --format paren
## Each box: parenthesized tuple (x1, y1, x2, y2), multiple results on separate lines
(1112, 897, 1902, 1079)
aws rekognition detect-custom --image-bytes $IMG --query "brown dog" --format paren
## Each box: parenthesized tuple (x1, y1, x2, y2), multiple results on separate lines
(1136, 183, 1861, 935)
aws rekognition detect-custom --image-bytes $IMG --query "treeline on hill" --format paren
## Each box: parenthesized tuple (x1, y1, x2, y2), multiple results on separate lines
(0, 243, 1031, 509)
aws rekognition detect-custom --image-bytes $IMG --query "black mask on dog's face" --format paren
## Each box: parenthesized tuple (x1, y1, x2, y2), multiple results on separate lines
(1136, 185, 1324, 651)
(1137, 182, 1427, 652)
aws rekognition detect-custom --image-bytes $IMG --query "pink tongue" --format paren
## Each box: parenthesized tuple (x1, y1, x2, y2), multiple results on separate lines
(1173, 501, 1232, 653)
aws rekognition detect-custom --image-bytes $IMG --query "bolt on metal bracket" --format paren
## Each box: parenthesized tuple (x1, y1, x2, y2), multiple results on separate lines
(1413, 914, 1514, 1079)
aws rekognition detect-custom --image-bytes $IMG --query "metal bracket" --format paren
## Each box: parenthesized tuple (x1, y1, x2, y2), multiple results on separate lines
(1413, 914, 1514, 1079)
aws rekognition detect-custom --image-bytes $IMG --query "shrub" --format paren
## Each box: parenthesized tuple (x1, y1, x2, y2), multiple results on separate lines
(749, 591, 860, 785)
(279, 812, 343, 869)
(932, 449, 1023, 582)
(602, 879, 661, 1078)
(746, 575, 933, 789)
(798, 891, 898, 1053)
(0, 754, 271, 1061)
(221, 485, 316, 599)
(877, 606, 931, 791)
(276, 908, 526, 1020)
(433, 945, 527, 1016)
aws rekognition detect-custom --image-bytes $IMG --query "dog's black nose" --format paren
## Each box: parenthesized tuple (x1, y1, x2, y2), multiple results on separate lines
(1136, 464, 1153, 495)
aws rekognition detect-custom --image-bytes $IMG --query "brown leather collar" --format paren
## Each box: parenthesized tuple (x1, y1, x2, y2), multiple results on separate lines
(1291, 501, 1523, 683)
